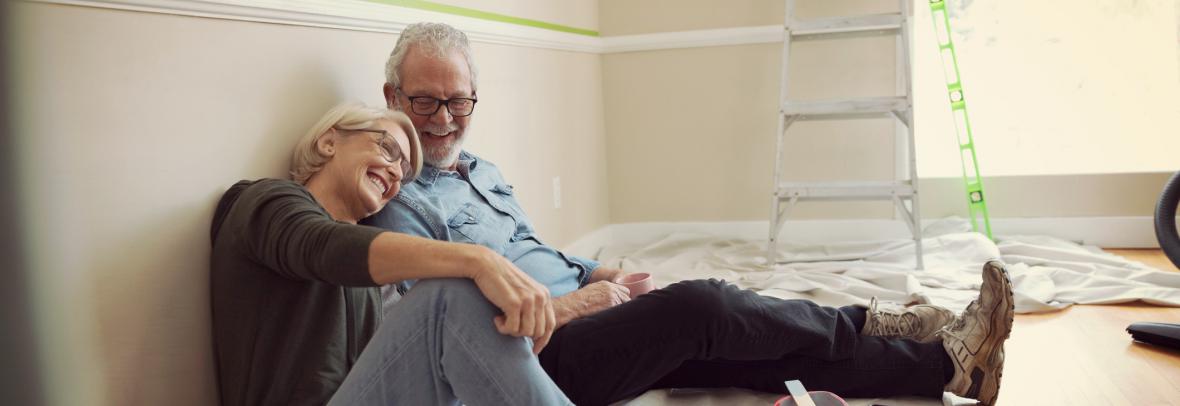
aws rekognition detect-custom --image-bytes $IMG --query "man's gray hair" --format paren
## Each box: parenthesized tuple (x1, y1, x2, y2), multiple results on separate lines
(385, 22, 478, 91)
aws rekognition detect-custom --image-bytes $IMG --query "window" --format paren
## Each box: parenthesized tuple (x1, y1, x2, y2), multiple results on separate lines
(913, 0, 1180, 177)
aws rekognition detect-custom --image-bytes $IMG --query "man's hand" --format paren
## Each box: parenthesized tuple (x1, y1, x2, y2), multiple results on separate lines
(467, 246, 556, 354)
(552, 281, 630, 328)
(587, 266, 626, 284)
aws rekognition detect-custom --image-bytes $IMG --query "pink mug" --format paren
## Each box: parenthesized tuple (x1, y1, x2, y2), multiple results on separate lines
(617, 272, 654, 299)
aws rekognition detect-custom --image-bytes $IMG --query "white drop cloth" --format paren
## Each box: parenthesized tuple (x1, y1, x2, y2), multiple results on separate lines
(594, 220, 1180, 405)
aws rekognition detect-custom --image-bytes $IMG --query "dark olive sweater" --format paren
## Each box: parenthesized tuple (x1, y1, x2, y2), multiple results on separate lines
(210, 179, 384, 406)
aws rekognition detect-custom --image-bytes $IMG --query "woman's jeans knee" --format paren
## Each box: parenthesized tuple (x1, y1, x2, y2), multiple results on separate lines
(329, 278, 571, 406)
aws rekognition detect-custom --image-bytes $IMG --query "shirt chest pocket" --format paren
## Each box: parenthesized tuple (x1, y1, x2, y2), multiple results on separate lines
(486, 184, 522, 216)
(446, 202, 511, 253)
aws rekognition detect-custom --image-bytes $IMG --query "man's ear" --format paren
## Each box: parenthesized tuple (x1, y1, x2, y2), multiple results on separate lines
(316, 130, 338, 158)
(383, 83, 398, 110)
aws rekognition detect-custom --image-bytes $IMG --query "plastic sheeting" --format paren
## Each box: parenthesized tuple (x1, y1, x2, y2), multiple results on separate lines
(595, 220, 1180, 406)
(597, 224, 1180, 315)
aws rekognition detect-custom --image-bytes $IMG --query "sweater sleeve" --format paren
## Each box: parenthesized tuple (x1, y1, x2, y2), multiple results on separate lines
(234, 180, 383, 286)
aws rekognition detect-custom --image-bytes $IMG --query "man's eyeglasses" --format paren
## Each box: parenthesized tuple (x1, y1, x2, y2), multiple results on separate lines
(396, 87, 477, 117)
(332, 126, 414, 185)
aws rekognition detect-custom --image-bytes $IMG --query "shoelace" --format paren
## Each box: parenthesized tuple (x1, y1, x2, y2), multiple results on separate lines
(870, 311, 920, 337)
(947, 300, 981, 332)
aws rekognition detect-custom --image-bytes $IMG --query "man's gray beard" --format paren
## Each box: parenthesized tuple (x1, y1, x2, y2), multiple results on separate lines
(424, 139, 464, 169)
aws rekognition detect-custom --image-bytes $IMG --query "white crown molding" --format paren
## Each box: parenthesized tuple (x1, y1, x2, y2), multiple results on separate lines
(28, 0, 604, 53)
(27, 0, 789, 54)
(599, 25, 783, 54)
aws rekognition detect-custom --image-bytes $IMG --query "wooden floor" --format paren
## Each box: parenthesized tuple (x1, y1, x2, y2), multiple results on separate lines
(998, 249, 1180, 405)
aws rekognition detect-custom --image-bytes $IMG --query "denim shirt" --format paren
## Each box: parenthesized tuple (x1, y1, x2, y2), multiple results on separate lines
(362, 151, 600, 306)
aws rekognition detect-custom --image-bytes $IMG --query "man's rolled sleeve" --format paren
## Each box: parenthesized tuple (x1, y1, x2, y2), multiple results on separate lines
(565, 254, 601, 287)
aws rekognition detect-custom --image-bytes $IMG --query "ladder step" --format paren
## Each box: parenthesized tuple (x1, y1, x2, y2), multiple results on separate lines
(776, 181, 915, 200)
(782, 96, 908, 117)
(791, 13, 904, 37)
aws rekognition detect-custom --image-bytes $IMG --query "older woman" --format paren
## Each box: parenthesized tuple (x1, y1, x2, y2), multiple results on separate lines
(210, 102, 570, 406)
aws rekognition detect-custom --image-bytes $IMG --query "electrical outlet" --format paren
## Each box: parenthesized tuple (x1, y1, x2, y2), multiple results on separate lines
(552, 176, 562, 209)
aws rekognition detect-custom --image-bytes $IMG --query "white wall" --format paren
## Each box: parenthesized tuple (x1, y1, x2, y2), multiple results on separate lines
(11, 2, 606, 405)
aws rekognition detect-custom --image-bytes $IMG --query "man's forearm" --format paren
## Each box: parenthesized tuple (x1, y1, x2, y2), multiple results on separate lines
(551, 281, 630, 328)
(552, 294, 586, 327)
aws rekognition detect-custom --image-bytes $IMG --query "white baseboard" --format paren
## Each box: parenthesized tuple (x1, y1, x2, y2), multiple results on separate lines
(563, 216, 1160, 257)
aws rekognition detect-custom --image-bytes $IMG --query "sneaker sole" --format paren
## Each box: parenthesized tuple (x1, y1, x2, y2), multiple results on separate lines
(974, 260, 1015, 406)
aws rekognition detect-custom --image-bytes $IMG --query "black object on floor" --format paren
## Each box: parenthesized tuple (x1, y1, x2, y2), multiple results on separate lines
(1133, 174, 1180, 353)
(1127, 322, 1180, 351)
(1155, 171, 1180, 268)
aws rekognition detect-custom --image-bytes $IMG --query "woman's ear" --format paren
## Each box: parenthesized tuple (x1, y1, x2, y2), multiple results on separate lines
(316, 130, 338, 158)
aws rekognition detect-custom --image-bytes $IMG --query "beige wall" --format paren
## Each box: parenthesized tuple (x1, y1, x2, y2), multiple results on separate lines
(603, 0, 906, 222)
(11, 2, 606, 405)
(599, 0, 898, 35)
(600, 0, 1174, 224)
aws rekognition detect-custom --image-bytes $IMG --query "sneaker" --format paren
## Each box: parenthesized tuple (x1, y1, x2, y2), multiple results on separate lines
(941, 260, 1015, 406)
(862, 297, 957, 343)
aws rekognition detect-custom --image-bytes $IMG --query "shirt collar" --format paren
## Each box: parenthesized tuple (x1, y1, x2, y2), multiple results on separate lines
(413, 150, 476, 186)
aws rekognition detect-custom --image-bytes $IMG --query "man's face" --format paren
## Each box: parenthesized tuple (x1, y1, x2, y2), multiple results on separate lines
(384, 46, 474, 170)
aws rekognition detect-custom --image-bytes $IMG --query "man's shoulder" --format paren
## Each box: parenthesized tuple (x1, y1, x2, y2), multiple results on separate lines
(461, 151, 510, 186)
(366, 182, 436, 224)
(390, 181, 433, 208)
(462, 151, 502, 172)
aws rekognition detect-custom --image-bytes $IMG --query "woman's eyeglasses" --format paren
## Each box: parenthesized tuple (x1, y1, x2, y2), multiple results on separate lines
(332, 126, 414, 185)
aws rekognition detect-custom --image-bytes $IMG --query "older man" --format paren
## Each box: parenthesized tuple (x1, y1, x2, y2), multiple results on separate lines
(364, 22, 1015, 406)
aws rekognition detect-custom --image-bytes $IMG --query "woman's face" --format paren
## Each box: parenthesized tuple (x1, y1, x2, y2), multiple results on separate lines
(322, 119, 412, 219)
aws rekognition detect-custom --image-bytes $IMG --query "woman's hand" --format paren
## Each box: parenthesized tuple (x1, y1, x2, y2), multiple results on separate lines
(467, 246, 556, 354)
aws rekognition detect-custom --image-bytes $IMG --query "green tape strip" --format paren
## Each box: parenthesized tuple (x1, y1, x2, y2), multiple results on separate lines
(360, 0, 599, 37)
(929, 0, 993, 239)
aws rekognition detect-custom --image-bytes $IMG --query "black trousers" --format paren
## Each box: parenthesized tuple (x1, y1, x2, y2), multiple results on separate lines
(538, 279, 949, 406)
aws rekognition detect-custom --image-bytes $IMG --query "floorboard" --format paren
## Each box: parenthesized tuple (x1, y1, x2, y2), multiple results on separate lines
(997, 249, 1180, 405)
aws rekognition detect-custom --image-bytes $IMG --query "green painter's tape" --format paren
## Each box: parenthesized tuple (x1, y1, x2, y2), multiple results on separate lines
(360, 0, 599, 37)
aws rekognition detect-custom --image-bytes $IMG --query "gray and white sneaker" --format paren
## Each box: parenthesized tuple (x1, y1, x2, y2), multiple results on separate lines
(941, 260, 1016, 406)
(862, 297, 957, 343)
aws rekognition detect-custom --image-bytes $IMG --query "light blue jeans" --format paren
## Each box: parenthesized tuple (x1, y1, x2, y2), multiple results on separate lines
(328, 278, 572, 406)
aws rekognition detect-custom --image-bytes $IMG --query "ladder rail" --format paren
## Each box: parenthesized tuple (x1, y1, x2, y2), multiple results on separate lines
(769, 0, 925, 270)
(899, 0, 924, 269)
(768, 0, 797, 263)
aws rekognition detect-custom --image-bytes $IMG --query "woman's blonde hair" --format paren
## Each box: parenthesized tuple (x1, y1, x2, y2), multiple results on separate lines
(290, 102, 422, 185)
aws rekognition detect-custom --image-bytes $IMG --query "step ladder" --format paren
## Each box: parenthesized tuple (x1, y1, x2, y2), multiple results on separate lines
(767, 0, 924, 269)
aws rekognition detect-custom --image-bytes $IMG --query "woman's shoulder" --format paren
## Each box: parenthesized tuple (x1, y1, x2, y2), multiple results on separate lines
(234, 178, 305, 194)
(223, 179, 312, 208)
(210, 178, 316, 242)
